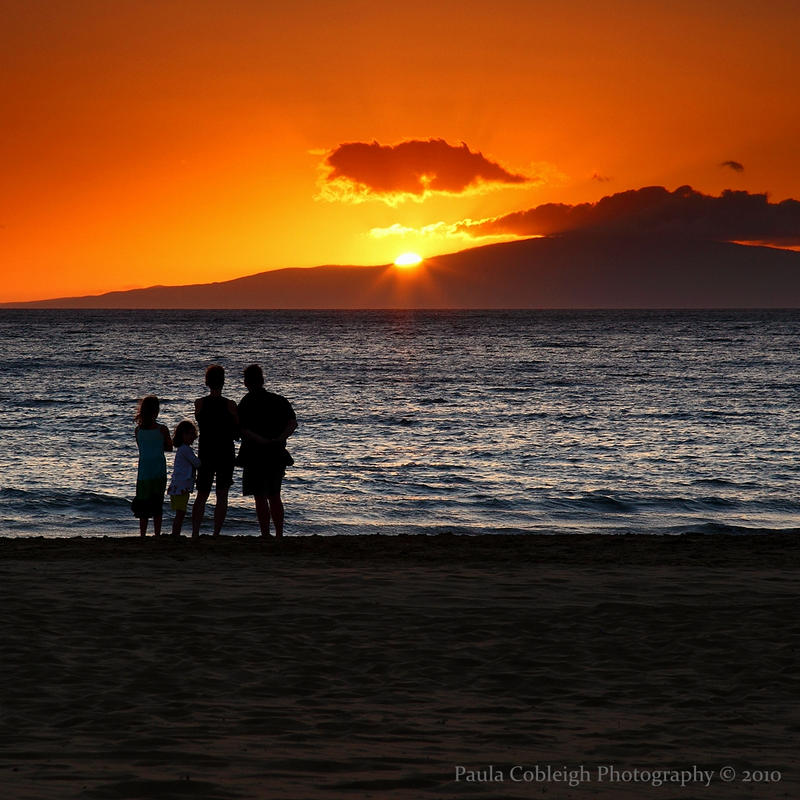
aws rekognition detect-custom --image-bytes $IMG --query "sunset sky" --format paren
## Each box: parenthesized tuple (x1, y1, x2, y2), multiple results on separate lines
(2, 0, 799, 302)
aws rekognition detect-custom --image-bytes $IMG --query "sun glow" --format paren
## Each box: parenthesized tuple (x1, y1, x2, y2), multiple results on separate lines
(394, 252, 423, 267)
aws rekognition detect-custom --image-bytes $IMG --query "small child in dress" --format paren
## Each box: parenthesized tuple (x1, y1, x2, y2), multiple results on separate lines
(168, 420, 201, 537)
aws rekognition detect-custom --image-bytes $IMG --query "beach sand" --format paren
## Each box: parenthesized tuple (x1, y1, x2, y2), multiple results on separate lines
(1, 533, 799, 799)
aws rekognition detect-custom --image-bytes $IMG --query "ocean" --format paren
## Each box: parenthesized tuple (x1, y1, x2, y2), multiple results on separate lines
(1, 309, 799, 537)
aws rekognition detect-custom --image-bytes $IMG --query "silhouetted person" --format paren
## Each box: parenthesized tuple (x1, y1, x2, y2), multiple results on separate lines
(237, 364, 297, 538)
(132, 395, 172, 536)
(191, 365, 238, 538)
(168, 420, 200, 537)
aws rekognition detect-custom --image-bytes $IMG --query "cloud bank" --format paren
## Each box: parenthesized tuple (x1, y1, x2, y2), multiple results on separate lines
(455, 185, 800, 246)
(319, 139, 529, 203)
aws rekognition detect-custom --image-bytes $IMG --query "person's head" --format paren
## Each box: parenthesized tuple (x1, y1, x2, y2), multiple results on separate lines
(243, 363, 264, 390)
(135, 395, 160, 426)
(205, 364, 225, 391)
(173, 419, 198, 447)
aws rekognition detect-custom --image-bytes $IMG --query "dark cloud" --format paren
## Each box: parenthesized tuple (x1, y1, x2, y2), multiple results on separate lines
(721, 160, 745, 172)
(456, 185, 800, 246)
(591, 173, 613, 182)
(321, 138, 529, 202)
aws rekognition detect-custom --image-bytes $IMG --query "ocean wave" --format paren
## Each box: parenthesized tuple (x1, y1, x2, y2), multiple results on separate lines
(0, 487, 129, 511)
(11, 397, 79, 407)
(650, 495, 800, 513)
(664, 521, 800, 535)
(690, 477, 742, 487)
(534, 493, 800, 515)
(542, 494, 636, 513)
(542, 341, 593, 349)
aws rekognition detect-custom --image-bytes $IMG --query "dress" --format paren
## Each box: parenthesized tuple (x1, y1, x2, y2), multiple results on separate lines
(237, 388, 296, 496)
(132, 427, 167, 518)
(196, 395, 237, 493)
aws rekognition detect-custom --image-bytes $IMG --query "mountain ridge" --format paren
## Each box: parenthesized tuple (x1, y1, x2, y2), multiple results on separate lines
(5, 235, 800, 309)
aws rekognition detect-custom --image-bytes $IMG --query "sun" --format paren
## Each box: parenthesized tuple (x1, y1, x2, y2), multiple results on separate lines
(394, 252, 423, 267)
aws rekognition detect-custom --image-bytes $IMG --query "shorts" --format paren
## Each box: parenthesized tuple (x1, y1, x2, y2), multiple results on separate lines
(170, 492, 189, 512)
(196, 457, 235, 495)
(242, 463, 285, 497)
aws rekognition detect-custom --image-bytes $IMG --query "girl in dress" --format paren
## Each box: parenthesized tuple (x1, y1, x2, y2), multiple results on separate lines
(132, 395, 172, 536)
(168, 420, 201, 537)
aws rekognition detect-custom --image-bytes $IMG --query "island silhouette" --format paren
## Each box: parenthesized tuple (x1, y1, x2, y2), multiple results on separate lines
(6, 234, 800, 309)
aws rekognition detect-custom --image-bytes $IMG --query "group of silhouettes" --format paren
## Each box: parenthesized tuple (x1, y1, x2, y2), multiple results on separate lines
(132, 364, 297, 538)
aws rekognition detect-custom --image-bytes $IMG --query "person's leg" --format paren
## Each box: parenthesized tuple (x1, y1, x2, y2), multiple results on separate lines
(267, 492, 284, 538)
(172, 509, 186, 536)
(139, 516, 148, 536)
(153, 513, 162, 537)
(192, 490, 209, 537)
(213, 486, 229, 536)
(254, 494, 271, 537)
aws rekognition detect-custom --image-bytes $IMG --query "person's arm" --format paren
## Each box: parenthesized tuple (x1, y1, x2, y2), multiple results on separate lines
(194, 397, 203, 420)
(227, 398, 240, 440)
(278, 417, 297, 441)
(237, 397, 256, 444)
(160, 424, 173, 452)
(237, 396, 268, 445)
(183, 445, 201, 468)
(241, 428, 270, 445)
(280, 400, 298, 441)
(244, 416, 296, 445)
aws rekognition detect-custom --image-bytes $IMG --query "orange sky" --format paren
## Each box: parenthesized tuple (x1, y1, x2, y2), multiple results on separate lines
(2, 0, 799, 302)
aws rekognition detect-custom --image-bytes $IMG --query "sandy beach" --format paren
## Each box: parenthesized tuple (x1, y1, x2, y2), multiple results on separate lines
(1, 533, 799, 799)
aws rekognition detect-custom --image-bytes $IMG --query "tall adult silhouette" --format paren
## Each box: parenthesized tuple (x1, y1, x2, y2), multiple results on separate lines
(191, 364, 238, 537)
(237, 364, 297, 538)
